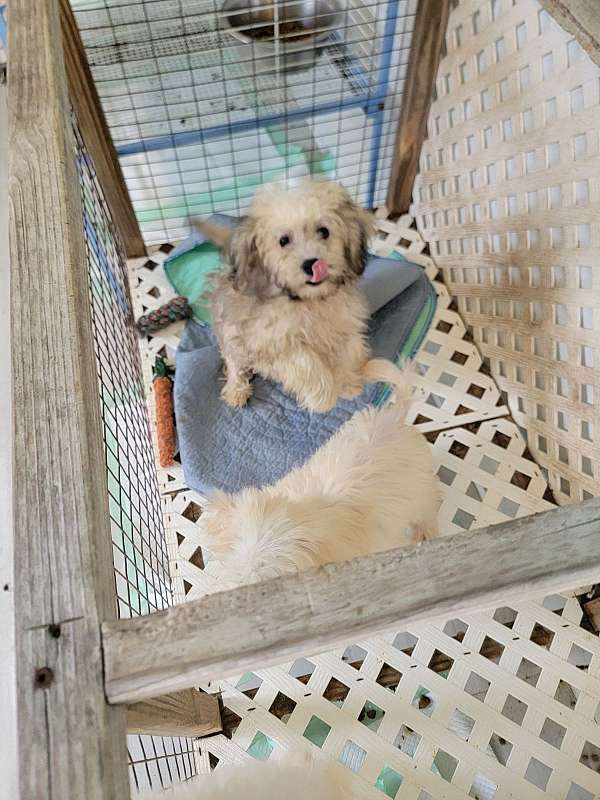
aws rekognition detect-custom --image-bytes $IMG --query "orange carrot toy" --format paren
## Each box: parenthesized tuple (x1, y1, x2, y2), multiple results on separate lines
(153, 357, 177, 467)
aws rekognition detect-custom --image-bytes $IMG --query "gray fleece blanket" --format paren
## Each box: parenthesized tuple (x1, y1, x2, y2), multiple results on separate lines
(174, 257, 435, 495)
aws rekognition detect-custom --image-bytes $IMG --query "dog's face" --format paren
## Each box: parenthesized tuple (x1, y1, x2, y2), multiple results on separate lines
(226, 180, 375, 300)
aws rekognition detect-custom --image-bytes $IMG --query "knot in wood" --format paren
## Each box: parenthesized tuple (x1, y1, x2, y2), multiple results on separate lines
(34, 667, 54, 689)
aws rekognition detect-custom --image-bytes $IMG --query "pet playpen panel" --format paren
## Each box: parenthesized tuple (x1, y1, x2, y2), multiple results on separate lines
(412, 0, 600, 508)
(70, 0, 417, 244)
(9, 1, 600, 797)
(75, 116, 200, 791)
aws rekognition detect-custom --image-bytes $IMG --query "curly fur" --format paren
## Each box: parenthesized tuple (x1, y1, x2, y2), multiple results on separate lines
(199, 365, 440, 586)
(140, 750, 372, 800)
(195, 180, 378, 412)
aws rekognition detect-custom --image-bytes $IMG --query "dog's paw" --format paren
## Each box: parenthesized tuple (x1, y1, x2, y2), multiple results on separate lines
(221, 381, 252, 408)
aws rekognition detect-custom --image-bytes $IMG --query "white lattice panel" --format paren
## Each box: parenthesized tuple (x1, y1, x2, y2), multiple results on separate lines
(433, 417, 552, 535)
(412, 0, 600, 506)
(409, 306, 508, 433)
(200, 592, 600, 800)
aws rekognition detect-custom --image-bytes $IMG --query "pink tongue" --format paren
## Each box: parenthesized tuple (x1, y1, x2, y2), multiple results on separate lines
(310, 259, 329, 284)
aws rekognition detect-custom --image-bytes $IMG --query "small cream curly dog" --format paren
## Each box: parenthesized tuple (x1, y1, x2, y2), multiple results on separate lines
(141, 750, 372, 800)
(199, 370, 439, 585)
(196, 180, 378, 412)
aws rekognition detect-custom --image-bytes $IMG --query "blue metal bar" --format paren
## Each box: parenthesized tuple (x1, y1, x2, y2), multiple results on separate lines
(0, 5, 7, 50)
(116, 92, 383, 157)
(366, 0, 401, 208)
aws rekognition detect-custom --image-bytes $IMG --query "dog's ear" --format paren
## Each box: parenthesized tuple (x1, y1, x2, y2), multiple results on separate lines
(226, 217, 270, 296)
(340, 200, 376, 278)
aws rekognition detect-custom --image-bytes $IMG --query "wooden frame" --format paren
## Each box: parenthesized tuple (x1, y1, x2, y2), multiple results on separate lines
(126, 689, 222, 737)
(0, 76, 18, 800)
(386, 0, 450, 216)
(8, 0, 600, 796)
(9, 1, 130, 797)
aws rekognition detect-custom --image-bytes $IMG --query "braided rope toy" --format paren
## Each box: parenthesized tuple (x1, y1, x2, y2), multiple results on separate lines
(136, 296, 191, 336)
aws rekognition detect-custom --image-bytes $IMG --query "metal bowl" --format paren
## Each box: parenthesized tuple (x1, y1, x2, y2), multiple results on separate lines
(222, 0, 345, 72)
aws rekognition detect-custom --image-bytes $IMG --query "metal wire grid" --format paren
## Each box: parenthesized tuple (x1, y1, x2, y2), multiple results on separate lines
(74, 118, 197, 791)
(71, 0, 416, 244)
(128, 735, 198, 791)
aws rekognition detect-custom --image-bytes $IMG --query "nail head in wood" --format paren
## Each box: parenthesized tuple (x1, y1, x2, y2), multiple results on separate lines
(34, 667, 54, 690)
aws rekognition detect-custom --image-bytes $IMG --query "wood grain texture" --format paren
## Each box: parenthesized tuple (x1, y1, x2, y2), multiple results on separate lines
(539, 0, 600, 68)
(59, 0, 145, 258)
(127, 689, 222, 737)
(9, 1, 129, 797)
(386, 0, 450, 215)
(103, 498, 600, 704)
(0, 82, 18, 800)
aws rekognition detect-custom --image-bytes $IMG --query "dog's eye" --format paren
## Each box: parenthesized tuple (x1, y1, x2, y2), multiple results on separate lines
(279, 234, 291, 247)
(317, 226, 330, 240)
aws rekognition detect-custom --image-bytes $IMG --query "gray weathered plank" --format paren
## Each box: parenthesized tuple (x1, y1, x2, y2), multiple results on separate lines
(386, 0, 450, 215)
(103, 498, 600, 704)
(539, 0, 600, 68)
(0, 81, 18, 800)
(127, 689, 222, 737)
(9, 1, 129, 797)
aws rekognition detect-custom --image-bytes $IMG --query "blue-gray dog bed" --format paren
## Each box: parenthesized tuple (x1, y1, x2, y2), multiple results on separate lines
(174, 255, 436, 496)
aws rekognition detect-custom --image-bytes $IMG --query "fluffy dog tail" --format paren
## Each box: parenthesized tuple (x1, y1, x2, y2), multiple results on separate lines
(362, 358, 415, 422)
(191, 218, 232, 250)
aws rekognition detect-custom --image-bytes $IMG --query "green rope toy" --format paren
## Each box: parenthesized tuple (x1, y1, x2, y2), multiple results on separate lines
(136, 296, 191, 336)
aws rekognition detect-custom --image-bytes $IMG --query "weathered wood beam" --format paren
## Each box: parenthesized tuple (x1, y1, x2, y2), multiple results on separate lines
(59, 0, 145, 257)
(9, 1, 129, 796)
(103, 498, 600, 705)
(0, 81, 18, 800)
(386, 0, 450, 216)
(539, 0, 600, 68)
(127, 689, 222, 737)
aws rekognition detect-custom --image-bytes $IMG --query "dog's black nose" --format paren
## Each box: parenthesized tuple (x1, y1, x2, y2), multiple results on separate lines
(302, 258, 318, 275)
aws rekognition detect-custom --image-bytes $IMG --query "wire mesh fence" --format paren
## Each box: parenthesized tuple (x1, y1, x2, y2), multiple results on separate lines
(74, 117, 198, 791)
(71, 0, 416, 244)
